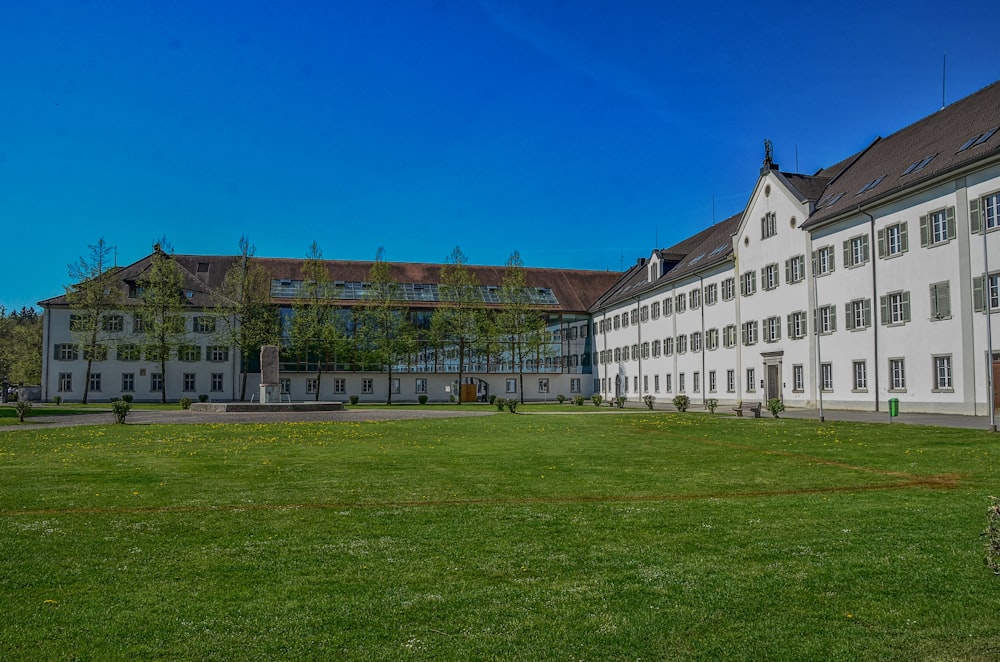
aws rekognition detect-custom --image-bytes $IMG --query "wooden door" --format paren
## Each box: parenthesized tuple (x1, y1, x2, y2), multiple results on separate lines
(460, 383, 478, 403)
(767, 364, 780, 401)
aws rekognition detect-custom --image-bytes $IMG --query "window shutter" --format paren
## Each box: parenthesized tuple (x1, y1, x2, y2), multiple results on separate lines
(830, 308, 837, 332)
(970, 198, 982, 234)
(828, 249, 835, 272)
(901, 291, 911, 322)
(877, 228, 886, 257)
(900, 222, 909, 252)
(919, 214, 929, 246)
(785, 259, 791, 283)
(844, 303, 854, 330)
(741, 324, 747, 345)
(946, 206, 956, 239)
(862, 235, 870, 262)
(843, 240, 852, 267)
(973, 276, 985, 312)
(880, 295, 889, 324)
(775, 319, 781, 340)
(939, 282, 950, 317)
(863, 299, 871, 327)
(787, 314, 794, 338)
(811, 251, 818, 275)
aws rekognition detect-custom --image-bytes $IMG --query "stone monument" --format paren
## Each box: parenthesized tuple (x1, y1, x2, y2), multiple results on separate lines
(259, 344, 280, 404)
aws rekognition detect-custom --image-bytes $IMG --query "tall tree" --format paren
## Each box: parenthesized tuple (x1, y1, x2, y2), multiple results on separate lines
(136, 242, 188, 403)
(287, 242, 344, 401)
(495, 250, 548, 403)
(355, 247, 415, 404)
(431, 246, 486, 404)
(0, 306, 43, 386)
(65, 238, 123, 404)
(213, 236, 279, 400)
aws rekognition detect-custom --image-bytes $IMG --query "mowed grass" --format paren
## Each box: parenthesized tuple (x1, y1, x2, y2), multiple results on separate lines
(1, 413, 997, 660)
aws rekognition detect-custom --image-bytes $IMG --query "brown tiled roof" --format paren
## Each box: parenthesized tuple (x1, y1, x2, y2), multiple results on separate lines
(590, 212, 741, 310)
(43, 253, 621, 314)
(804, 80, 1000, 228)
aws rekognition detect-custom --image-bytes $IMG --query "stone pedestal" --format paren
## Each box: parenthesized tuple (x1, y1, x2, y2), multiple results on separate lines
(259, 345, 280, 404)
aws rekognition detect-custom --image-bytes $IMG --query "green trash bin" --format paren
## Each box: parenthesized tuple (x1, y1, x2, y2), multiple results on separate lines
(889, 398, 899, 417)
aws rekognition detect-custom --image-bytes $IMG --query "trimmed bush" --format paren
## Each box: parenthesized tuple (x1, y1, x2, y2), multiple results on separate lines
(705, 398, 719, 414)
(615, 396, 625, 409)
(488, 394, 496, 405)
(418, 395, 428, 405)
(121, 394, 134, 403)
(642, 394, 655, 410)
(14, 399, 32, 422)
(506, 399, 517, 414)
(111, 399, 131, 424)
(179, 397, 192, 410)
(349, 395, 359, 405)
(672, 395, 690, 412)
(767, 397, 785, 418)
(591, 394, 602, 407)
(573, 395, 585, 406)
(52, 396, 62, 406)
(557, 394, 566, 404)
(496, 398, 507, 411)
(198, 394, 209, 403)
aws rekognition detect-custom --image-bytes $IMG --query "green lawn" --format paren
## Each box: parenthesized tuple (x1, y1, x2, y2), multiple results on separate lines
(1, 413, 997, 660)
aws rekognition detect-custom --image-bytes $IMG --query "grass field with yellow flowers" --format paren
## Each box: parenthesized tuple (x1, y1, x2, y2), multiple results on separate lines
(1, 410, 998, 660)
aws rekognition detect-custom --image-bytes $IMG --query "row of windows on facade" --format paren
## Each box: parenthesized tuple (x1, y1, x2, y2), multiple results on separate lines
(54, 343, 230, 362)
(603, 197, 1000, 333)
(70, 314, 218, 334)
(315, 377, 585, 396)
(56, 371, 225, 393)
(598, 355, 953, 396)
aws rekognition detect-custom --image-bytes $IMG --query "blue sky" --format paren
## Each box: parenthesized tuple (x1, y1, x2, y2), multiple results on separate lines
(3, 0, 999, 312)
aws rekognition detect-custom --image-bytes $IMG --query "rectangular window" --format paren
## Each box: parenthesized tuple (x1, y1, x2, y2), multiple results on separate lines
(762, 263, 780, 290)
(890, 358, 906, 390)
(208, 346, 229, 362)
(746, 368, 756, 393)
(631, 344, 639, 360)
(812, 246, 835, 276)
(117, 343, 140, 361)
(930, 281, 951, 319)
(676, 335, 687, 354)
(122, 372, 135, 392)
(721, 278, 735, 301)
(763, 316, 781, 343)
(102, 314, 124, 332)
(845, 299, 872, 331)
(55, 344, 78, 360)
(630, 310, 638, 325)
(663, 337, 674, 356)
(976, 192, 1000, 232)
(787, 311, 807, 339)
(58, 372, 73, 392)
(880, 291, 911, 326)
(179, 344, 201, 362)
(709, 370, 717, 393)
(69, 314, 84, 331)
(280, 378, 291, 394)
(690, 332, 702, 352)
(723, 325, 737, 349)
(933, 355, 953, 390)
(362, 378, 374, 394)
(706, 328, 719, 351)
(306, 378, 318, 394)
(132, 314, 145, 333)
(643, 375, 648, 393)
(878, 222, 908, 258)
(843, 234, 870, 268)
(663, 297, 673, 316)
(640, 305, 649, 322)
(792, 365, 804, 392)
(390, 378, 400, 394)
(89, 372, 102, 392)
(665, 373, 673, 393)
(651, 301, 660, 319)
(654, 374, 660, 393)
(689, 288, 701, 309)
(415, 378, 427, 394)
(785, 255, 806, 284)
(821, 363, 833, 391)
(692, 371, 701, 393)
(973, 273, 1000, 312)
(194, 316, 216, 333)
(183, 373, 196, 391)
(741, 320, 758, 346)
(816, 305, 837, 334)
(211, 373, 224, 392)
(853, 361, 867, 391)
(538, 378, 549, 393)
(678, 373, 686, 393)
(675, 293, 686, 313)
(641, 342, 650, 359)
(761, 211, 777, 239)
(920, 207, 956, 246)
(334, 378, 346, 394)
(651, 339, 661, 357)
(741, 271, 757, 296)
(506, 378, 517, 393)
(570, 378, 581, 393)
(704, 283, 718, 306)
(151, 373, 164, 392)
(83, 344, 108, 362)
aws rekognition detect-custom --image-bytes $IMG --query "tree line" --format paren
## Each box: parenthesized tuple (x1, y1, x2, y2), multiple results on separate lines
(64, 237, 551, 404)
(0, 306, 42, 385)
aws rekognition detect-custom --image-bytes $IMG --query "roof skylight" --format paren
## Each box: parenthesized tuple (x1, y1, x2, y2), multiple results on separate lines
(819, 192, 844, 208)
(856, 176, 885, 195)
(902, 154, 937, 176)
(958, 127, 998, 152)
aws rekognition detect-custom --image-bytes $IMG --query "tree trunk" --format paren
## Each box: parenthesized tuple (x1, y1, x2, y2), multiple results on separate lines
(82, 358, 93, 405)
(160, 356, 167, 404)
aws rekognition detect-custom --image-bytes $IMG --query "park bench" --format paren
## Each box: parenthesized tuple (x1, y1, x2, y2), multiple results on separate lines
(733, 401, 762, 418)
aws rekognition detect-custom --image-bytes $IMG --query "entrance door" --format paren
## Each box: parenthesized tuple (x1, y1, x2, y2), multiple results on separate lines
(460, 383, 478, 403)
(993, 361, 1000, 411)
(766, 364, 780, 401)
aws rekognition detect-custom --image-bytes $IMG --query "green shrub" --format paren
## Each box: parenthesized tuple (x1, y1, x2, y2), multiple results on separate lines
(557, 394, 566, 404)
(14, 399, 32, 422)
(506, 399, 517, 414)
(573, 395, 585, 406)
(179, 397, 192, 410)
(52, 396, 62, 406)
(496, 398, 507, 411)
(349, 395, 360, 405)
(488, 394, 496, 405)
(111, 399, 131, 424)
(418, 395, 428, 405)
(672, 395, 690, 412)
(121, 394, 134, 403)
(642, 394, 655, 410)
(591, 394, 602, 407)
(198, 394, 209, 403)
(615, 396, 625, 409)
(705, 398, 719, 414)
(766, 397, 785, 418)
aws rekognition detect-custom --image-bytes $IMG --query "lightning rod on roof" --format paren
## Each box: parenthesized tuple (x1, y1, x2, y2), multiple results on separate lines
(942, 53, 947, 109)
